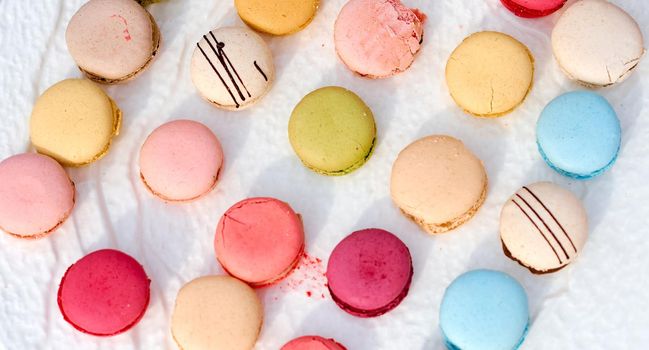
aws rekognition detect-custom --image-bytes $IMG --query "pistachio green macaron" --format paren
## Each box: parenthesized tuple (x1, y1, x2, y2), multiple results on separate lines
(289, 86, 376, 176)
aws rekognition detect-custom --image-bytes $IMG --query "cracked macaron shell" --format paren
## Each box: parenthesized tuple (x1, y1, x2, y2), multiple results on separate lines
(281, 335, 347, 350)
(446, 31, 534, 117)
(235, 0, 319, 35)
(171, 275, 263, 350)
(289, 86, 376, 176)
(0, 153, 75, 239)
(214, 197, 304, 287)
(30, 79, 122, 167)
(66, 0, 160, 83)
(390, 135, 488, 234)
(552, 0, 645, 88)
(334, 0, 425, 78)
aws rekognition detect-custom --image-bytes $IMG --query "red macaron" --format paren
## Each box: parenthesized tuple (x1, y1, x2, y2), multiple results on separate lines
(57, 249, 151, 336)
(326, 228, 413, 317)
(500, 0, 566, 18)
(281, 335, 347, 350)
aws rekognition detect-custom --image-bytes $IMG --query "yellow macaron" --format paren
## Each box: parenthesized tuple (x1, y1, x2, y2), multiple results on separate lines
(30, 79, 121, 166)
(235, 0, 319, 35)
(446, 31, 534, 117)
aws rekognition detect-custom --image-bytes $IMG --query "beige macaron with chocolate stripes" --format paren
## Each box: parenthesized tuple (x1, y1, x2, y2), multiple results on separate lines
(191, 26, 274, 110)
(500, 182, 589, 274)
(552, 0, 645, 87)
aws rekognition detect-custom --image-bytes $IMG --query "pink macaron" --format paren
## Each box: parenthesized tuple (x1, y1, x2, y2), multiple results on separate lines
(326, 228, 413, 317)
(500, 0, 567, 18)
(334, 0, 425, 78)
(281, 335, 347, 350)
(0, 153, 75, 239)
(57, 249, 151, 336)
(139, 120, 223, 202)
(214, 197, 305, 287)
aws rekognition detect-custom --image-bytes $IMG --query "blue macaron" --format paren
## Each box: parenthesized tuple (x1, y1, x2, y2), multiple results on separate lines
(536, 91, 621, 179)
(440, 269, 529, 350)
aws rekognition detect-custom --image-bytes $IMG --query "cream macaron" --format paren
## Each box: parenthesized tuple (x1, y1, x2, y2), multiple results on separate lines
(66, 0, 161, 84)
(500, 182, 588, 274)
(191, 27, 275, 110)
(171, 275, 263, 350)
(30, 79, 122, 166)
(139, 120, 223, 202)
(391, 135, 488, 234)
(552, 0, 645, 87)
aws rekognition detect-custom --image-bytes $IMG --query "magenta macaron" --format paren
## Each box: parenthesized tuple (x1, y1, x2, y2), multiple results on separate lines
(500, 0, 567, 18)
(139, 119, 223, 202)
(0, 153, 75, 239)
(326, 228, 413, 317)
(57, 249, 151, 336)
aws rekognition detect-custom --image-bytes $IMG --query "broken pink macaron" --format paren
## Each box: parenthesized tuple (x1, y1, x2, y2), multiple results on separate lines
(57, 249, 151, 336)
(334, 0, 425, 78)
(281, 335, 347, 350)
(500, 0, 566, 18)
(139, 120, 223, 202)
(326, 228, 413, 317)
(0, 153, 75, 239)
(214, 197, 305, 287)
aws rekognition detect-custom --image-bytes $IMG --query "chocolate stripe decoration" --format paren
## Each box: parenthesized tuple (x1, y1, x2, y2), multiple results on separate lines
(523, 186, 577, 253)
(196, 44, 239, 108)
(254, 61, 268, 81)
(208, 32, 252, 98)
(516, 194, 569, 261)
(512, 199, 562, 264)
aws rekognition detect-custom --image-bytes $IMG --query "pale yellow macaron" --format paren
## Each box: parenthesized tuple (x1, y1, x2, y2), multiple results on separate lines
(171, 275, 263, 350)
(30, 79, 121, 166)
(235, 0, 319, 35)
(446, 31, 534, 117)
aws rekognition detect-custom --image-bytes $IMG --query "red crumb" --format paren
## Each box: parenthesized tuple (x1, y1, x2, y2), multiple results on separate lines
(278, 251, 328, 300)
(306, 291, 312, 297)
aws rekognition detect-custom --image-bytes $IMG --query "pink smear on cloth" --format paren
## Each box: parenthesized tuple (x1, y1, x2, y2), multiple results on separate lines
(334, 0, 425, 78)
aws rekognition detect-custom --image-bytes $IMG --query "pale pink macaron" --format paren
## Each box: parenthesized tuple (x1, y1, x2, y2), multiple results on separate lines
(139, 120, 223, 202)
(0, 153, 75, 239)
(214, 197, 305, 287)
(281, 335, 347, 350)
(334, 0, 426, 78)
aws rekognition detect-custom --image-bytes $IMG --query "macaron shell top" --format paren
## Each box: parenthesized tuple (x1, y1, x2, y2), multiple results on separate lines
(30, 79, 122, 166)
(191, 26, 274, 110)
(288, 86, 376, 175)
(500, 0, 567, 18)
(139, 120, 223, 202)
(390, 135, 487, 234)
(446, 31, 534, 117)
(552, 0, 645, 87)
(215, 197, 304, 286)
(171, 275, 263, 350)
(57, 249, 151, 336)
(66, 0, 160, 83)
(334, 0, 424, 78)
(500, 182, 588, 273)
(0, 153, 75, 238)
(281, 336, 347, 350)
(440, 270, 529, 350)
(235, 0, 319, 35)
(536, 91, 620, 179)
(326, 228, 412, 317)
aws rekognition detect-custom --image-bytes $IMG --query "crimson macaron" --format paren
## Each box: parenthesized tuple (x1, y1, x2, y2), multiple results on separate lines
(57, 249, 151, 336)
(281, 335, 347, 350)
(326, 228, 413, 317)
(500, 0, 566, 18)
(214, 197, 305, 287)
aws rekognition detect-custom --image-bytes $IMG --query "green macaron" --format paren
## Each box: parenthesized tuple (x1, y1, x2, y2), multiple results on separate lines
(289, 86, 376, 176)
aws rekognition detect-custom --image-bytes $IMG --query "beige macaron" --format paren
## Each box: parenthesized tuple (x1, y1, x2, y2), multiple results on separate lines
(171, 275, 263, 350)
(500, 182, 588, 274)
(552, 0, 645, 87)
(191, 26, 275, 110)
(66, 0, 161, 84)
(390, 135, 488, 234)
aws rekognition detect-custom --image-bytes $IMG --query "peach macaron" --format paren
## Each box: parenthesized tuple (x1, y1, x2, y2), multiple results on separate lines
(0, 153, 75, 239)
(334, 0, 425, 78)
(139, 120, 223, 202)
(214, 197, 305, 287)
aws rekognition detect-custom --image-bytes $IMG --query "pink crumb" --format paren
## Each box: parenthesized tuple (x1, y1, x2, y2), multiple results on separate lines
(110, 15, 132, 41)
(277, 251, 328, 300)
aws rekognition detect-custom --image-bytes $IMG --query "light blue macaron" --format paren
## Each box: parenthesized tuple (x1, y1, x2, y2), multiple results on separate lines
(440, 269, 529, 350)
(536, 91, 621, 180)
